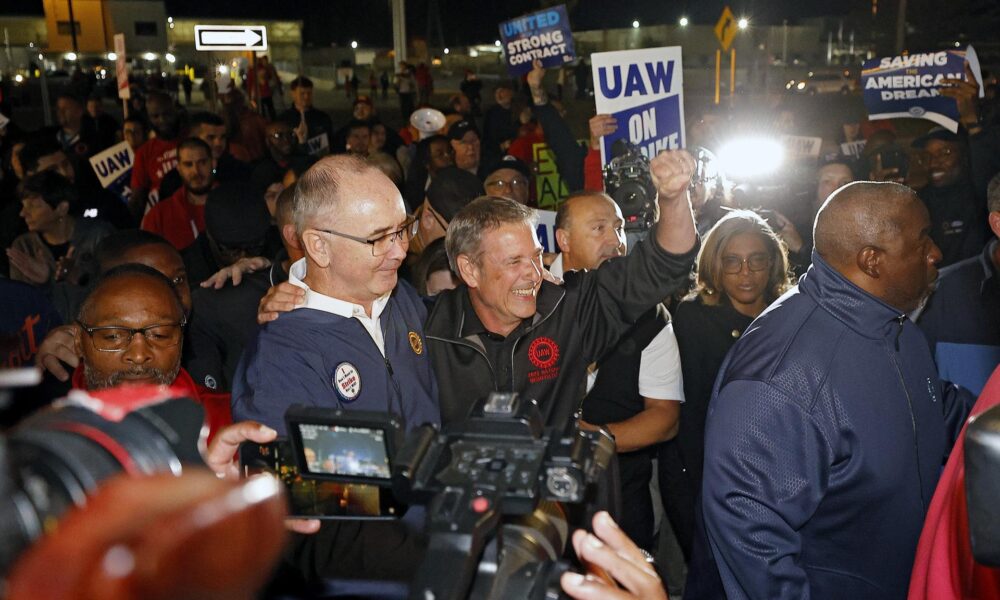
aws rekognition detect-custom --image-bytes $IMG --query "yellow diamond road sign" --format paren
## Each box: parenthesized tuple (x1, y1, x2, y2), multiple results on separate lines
(714, 6, 737, 51)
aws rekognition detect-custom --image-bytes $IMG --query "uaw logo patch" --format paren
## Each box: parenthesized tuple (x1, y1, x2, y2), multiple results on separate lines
(527, 336, 560, 383)
(408, 331, 424, 355)
(333, 362, 362, 402)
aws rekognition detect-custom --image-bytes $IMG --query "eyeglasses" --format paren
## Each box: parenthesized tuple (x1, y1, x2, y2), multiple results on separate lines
(77, 319, 187, 352)
(721, 253, 771, 274)
(315, 217, 419, 256)
(485, 176, 529, 191)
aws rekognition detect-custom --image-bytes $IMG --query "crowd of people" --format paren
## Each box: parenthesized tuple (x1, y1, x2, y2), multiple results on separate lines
(2, 52, 1000, 600)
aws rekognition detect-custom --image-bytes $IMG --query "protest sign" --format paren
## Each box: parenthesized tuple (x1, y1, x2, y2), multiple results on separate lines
(535, 209, 558, 253)
(781, 135, 823, 160)
(591, 47, 685, 166)
(861, 47, 983, 132)
(306, 132, 330, 156)
(499, 5, 575, 77)
(533, 141, 572, 210)
(840, 140, 867, 159)
(89, 141, 134, 202)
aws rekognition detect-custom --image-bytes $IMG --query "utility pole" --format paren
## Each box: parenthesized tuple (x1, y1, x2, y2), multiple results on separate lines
(895, 0, 907, 53)
(391, 0, 407, 68)
(66, 0, 79, 55)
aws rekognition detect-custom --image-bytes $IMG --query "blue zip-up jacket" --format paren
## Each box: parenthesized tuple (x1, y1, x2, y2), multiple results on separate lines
(232, 280, 440, 435)
(701, 253, 972, 599)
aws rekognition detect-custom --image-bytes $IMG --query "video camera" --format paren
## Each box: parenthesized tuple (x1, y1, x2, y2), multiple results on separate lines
(603, 140, 658, 233)
(247, 393, 618, 600)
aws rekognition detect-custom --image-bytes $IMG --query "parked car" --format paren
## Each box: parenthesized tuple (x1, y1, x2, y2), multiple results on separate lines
(786, 70, 856, 95)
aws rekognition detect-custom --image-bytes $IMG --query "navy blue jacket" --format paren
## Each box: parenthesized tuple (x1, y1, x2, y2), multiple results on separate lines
(700, 253, 972, 599)
(232, 281, 440, 434)
(917, 239, 1000, 395)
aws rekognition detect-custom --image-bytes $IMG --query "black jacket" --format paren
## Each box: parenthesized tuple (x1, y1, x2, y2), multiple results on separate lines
(424, 228, 698, 427)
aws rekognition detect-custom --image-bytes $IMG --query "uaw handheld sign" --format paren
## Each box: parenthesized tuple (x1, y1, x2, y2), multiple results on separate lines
(535, 209, 558, 253)
(592, 47, 685, 166)
(89, 141, 134, 202)
(862, 47, 984, 132)
(499, 5, 575, 77)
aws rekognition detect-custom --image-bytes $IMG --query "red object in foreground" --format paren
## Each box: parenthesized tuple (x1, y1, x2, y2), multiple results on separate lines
(908, 366, 1000, 600)
(7, 472, 288, 600)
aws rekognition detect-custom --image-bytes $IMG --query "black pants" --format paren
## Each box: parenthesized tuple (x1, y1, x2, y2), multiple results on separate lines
(617, 450, 656, 553)
(657, 438, 696, 560)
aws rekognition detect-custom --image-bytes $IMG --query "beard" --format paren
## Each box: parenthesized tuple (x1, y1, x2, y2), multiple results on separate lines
(84, 362, 181, 391)
(185, 181, 212, 196)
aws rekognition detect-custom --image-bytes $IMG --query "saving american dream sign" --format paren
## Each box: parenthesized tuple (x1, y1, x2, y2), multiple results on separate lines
(862, 47, 984, 132)
(591, 47, 686, 165)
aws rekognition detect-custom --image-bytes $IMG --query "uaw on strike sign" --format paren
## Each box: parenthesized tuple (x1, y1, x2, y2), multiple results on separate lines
(591, 47, 685, 165)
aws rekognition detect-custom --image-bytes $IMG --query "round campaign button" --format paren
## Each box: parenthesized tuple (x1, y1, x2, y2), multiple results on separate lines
(333, 362, 362, 402)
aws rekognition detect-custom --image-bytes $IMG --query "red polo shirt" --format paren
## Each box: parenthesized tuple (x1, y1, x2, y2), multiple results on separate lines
(71, 365, 232, 444)
(140, 186, 206, 250)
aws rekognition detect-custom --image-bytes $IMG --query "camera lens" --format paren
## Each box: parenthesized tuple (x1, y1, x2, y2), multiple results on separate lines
(0, 397, 206, 576)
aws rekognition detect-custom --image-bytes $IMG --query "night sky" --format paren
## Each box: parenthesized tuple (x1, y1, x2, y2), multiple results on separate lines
(4, 0, 891, 47)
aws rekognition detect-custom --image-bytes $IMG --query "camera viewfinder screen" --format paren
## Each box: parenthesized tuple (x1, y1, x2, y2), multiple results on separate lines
(297, 423, 391, 480)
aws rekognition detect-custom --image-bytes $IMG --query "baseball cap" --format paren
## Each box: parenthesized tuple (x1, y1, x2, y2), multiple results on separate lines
(426, 167, 483, 222)
(484, 156, 531, 179)
(912, 126, 961, 148)
(205, 183, 272, 248)
(447, 119, 479, 142)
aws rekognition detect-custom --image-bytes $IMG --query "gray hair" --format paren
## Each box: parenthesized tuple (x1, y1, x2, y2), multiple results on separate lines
(988, 173, 1000, 214)
(445, 195, 538, 273)
(292, 154, 376, 235)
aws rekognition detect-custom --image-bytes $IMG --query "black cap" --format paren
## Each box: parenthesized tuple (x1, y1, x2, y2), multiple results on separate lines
(447, 119, 479, 141)
(912, 126, 961, 148)
(426, 167, 483, 222)
(205, 182, 272, 248)
(484, 155, 531, 179)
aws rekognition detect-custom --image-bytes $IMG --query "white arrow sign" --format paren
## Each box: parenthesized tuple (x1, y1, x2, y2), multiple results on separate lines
(195, 25, 267, 51)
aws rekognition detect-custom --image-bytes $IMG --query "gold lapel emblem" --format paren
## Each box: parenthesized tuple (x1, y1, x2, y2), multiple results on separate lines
(408, 331, 424, 355)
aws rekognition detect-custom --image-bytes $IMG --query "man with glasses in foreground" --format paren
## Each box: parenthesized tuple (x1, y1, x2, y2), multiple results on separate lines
(70, 263, 232, 441)
(231, 154, 438, 582)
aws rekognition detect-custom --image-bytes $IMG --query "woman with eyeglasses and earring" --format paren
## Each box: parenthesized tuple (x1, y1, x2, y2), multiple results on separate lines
(656, 210, 794, 564)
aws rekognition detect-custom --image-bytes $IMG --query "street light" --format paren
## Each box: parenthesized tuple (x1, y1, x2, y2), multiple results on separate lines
(351, 40, 358, 49)
(444, 47, 450, 54)
(106, 51, 117, 61)
(679, 17, 689, 27)
(143, 52, 157, 61)
(65, 52, 77, 61)
(738, 18, 749, 29)
(632, 20, 640, 29)
(165, 53, 176, 63)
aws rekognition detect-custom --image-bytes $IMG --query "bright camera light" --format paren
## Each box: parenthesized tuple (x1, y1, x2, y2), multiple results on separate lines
(65, 52, 77, 61)
(679, 17, 689, 27)
(351, 41, 358, 49)
(718, 138, 784, 180)
(107, 52, 117, 61)
(632, 20, 640, 29)
(14, 74, 23, 83)
(738, 18, 749, 29)
(494, 40, 501, 47)
(217, 64, 229, 75)
(143, 52, 157, 61)
(443, 47, 449, 55)
(796, 81, 806, 90)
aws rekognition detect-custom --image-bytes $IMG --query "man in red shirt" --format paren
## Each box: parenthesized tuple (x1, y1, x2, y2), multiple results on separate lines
(141, 138, 214, 250)
(129, 91, 184, 217)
